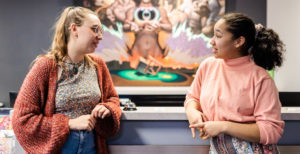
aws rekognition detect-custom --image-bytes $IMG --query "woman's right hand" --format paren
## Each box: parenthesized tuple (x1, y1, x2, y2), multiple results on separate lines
(68, 115, 96, 131)
(186, 107, 205, 138)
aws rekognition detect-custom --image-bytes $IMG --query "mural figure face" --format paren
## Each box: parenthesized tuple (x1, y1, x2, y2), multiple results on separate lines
(106, 9, 116, 23)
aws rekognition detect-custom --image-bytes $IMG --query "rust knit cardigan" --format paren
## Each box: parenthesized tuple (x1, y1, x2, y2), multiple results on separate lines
(12, 54, 122, 154)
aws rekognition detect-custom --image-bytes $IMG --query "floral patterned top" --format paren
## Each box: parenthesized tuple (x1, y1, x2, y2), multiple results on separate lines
(55, 59, 101, 119)
(210, 134, 279, 154)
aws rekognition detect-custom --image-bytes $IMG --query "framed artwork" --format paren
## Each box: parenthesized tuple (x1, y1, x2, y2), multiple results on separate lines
(74, 0, 225, 94)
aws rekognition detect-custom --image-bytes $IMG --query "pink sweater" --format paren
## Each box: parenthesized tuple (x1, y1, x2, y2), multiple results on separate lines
(185, 56, 284, 144)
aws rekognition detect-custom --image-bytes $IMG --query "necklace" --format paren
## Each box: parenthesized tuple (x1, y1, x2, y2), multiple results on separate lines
(73, 66, 78, 74)
(63, 59, 84, 75)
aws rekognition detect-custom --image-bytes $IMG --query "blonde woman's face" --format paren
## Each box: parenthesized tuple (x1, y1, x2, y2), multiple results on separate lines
(76, 14, 103, 54)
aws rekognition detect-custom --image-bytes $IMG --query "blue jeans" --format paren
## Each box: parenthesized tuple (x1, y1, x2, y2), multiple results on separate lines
(62, 130, 96, 154)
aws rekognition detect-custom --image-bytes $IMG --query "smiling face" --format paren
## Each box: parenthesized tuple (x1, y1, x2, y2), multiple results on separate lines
(76, 14, 103, 54)
(210, 19, 243, 59)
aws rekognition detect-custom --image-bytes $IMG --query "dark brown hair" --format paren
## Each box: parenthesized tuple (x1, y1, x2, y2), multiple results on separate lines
(222, 13, 285, 70)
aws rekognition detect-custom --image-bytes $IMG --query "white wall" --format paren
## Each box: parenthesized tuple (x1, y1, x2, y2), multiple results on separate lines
(267, 0, 300, 91)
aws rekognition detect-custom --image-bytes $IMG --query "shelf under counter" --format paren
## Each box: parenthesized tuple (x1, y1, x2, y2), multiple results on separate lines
(121, 107, 300, 121)
(106, 106, 300, 147)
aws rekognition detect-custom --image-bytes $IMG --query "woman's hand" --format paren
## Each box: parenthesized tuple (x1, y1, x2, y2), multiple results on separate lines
(68, 114, 96, 131)
(91, 105, 111, 119)
(186, 107, 205, 138)
(189, 121, 227, 140)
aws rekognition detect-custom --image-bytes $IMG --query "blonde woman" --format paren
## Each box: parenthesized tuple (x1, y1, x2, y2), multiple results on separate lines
(12, 7, 121, 154)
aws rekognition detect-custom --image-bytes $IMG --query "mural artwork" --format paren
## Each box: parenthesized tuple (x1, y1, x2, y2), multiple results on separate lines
(74, 0, 225, 86)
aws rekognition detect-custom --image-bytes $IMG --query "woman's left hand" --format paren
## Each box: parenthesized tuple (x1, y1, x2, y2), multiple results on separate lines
(91, 105, 111, 119)
(189, 121, 227, 140)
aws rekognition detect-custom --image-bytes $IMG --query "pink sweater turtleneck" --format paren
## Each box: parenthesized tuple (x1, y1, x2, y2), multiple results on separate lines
(185, 56, 284, 144)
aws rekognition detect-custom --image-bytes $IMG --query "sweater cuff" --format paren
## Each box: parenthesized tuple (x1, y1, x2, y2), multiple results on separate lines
(256, 121, 283, 144)
(184, 98, 198, 107)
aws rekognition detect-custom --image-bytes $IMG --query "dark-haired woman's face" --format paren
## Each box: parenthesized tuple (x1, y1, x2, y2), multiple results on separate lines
(210, 19, 242, 59)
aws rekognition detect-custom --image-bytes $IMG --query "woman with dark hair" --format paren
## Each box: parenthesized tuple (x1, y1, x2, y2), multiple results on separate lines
(185, 13, 285, 153)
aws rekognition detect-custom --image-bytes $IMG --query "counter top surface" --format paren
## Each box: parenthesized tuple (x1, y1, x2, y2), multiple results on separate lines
(121, 107, 300, 120)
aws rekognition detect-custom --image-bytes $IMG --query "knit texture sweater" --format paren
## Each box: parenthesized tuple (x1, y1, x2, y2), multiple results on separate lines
(12, 54, 121, 154)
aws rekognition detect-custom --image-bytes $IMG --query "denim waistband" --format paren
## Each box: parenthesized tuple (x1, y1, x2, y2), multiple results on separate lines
(62, 130, 96, 154)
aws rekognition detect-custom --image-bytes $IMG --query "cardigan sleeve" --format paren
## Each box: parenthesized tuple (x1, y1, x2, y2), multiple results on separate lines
(254, 77, 284, 144)
(12, 58, 69, 153)
(93, 56, 122, 138)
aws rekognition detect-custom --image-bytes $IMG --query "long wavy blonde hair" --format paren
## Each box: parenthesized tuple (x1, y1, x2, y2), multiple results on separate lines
(35, 6, 98, 68)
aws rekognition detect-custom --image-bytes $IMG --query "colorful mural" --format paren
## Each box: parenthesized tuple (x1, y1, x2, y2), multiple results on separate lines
(74, 0, 225, 86)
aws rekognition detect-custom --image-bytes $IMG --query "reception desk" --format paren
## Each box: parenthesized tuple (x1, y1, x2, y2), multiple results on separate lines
(11, 107, 300, 154)
(107, 107, 300, 154)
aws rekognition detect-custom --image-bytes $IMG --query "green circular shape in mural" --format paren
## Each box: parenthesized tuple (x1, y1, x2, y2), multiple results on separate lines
(111, 70, 186, 82)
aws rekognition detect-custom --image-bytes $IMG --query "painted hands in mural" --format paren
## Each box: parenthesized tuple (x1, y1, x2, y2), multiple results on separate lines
(95, 0, 136, 31)
(144, 20, 160, 32)
(125, 21, 140, 32)
(109, 0, 136, 23)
